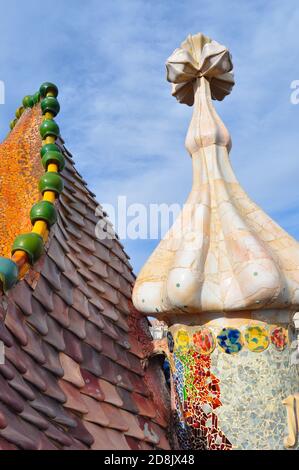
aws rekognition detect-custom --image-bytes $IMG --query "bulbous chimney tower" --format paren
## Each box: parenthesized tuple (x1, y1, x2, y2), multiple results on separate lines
(133, 33, 299, 450)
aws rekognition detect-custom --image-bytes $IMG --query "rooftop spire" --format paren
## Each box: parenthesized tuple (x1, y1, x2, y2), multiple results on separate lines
(133, 32, 299, 322)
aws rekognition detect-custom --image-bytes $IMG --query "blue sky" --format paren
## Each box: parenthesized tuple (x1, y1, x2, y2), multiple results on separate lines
(0, 0, 299, 273)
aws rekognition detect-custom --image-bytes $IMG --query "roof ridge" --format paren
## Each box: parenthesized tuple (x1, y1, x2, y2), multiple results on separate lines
(0, 83, 65, 292)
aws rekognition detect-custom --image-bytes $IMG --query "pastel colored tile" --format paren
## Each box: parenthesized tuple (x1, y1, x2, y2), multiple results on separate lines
(244, 325, 269, 352)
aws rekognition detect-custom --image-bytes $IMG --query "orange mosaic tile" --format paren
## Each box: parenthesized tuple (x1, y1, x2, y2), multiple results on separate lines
(0, 107, 44, 258)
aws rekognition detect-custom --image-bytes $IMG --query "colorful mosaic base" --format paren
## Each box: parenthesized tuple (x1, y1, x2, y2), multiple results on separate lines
(211, 341, 299, 449)
(175, 329, 190, 353)
(245, 325, 269, 352)
(216, 327, 243, 354)
(170, 325, 288, 356)
(171, 347, 232, 450)
(270, 327, 288, 351)
(193, 327, 216, 355)
(169, 321, 296, 450)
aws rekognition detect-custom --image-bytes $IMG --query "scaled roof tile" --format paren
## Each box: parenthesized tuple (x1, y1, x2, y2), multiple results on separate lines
(0, 106, 170, 451)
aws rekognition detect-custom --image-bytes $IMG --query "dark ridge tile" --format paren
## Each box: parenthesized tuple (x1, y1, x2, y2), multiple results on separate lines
(0, 374, 25, 413)
(98, 236, 114, 250)
(20, 401, 49, 431)
(45, 421, 73, 447)
(77, 251, 93, 268)
(81, 343, 103, 378)
(0, 410, 6, 429)
(60, 196, 73, 216)
(89, 295, 105, 313)
(67, 212, 85, 228)
(104, 266, 121, 290)
(97, 356, 118, 385)
(9, 282, 33, 316)
(116, 388, 139, 414)
(5, 301, 28, 347)
(100, 283, 119, 306)
(101, 334, 118, 362)
(0, 321, 14, 347)
(63, 256, 81, 286)
(69, 200, 87, 217)
(87, 303, 105, 330)
(22, 324, 46, 364)
(72, 289, 90, 318)
(93, 241, 111, 264)
(50, 294, 70, 328)
(63, 330, 83, 364)
(85, 321, 102, 352)
(89, 257, 108, 278)
(82, 218, 97, 238)
(40, 257, 62, 292)
(22, 355, 47, 392)
(76, 274, 92, 298)
(5, 342, 28, 374)
(126, 351, 145, 376)
(42, 343, 64, 378)
(101, 317, 120, 341)
(54, 229, 70, 255)
(0, 402, 42, 450)
(67, 308, 86, 340)
(80, 369, 104, 402)
(27, 298, 48, 336)
(65, 223, 82, 240)
(31, 391, 77, 428)
(33, 275, 54, 312)
(127, 371, 150, 398)
(44, 316, 65, 352)
(77, 232, 95, 253)
(8, 366, 36, 401)
(0, 361, 15, 380)
(48, 237, 66, 272)
(100, 298, 119, 322)
(68, 415, 94, 447)
(117, 294, 131, 316)
(66, 251, 83, 269)
(115, 312, 130, 333)
(118, 275, 132, 299)
(41, 369, 67, 403)
(84, 209, 99, 225)
(58, 275, 73, 306)
(79, 266, 96, 283)
(0, 437, 17, 450)
(30, 392, 57, 419)
(56, 213, 71, 239)
(38, 433, 59, 450)
(114, 345, 130, 369)
(108, 253, 124, 274)
(61, 178, 76, 195)
(64, 438, 89, 450)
